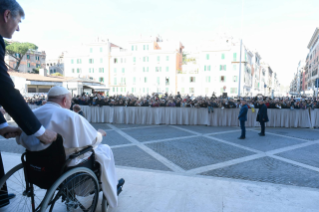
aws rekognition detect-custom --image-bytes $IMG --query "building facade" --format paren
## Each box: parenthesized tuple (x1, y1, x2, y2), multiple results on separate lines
(5, 50, 46, 73)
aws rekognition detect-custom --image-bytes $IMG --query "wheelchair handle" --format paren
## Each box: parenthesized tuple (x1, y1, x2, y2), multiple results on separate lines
(69, 146, 93, 159)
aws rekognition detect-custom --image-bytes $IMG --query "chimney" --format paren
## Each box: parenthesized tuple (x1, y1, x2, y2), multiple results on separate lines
(39, 68, 47, 76)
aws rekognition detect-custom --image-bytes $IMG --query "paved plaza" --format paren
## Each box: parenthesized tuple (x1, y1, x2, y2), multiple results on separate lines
(2, 124, 319, 211)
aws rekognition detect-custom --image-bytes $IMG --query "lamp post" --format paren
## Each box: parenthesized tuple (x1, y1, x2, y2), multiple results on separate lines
(238, 0, 244, 97)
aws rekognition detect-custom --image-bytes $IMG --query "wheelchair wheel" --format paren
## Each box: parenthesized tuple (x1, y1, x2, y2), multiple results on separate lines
(40, 167, 99, 212)
(0, 163, 46, 212)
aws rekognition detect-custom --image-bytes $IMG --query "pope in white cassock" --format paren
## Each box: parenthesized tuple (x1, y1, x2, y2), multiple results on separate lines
(16, 86, 124, 208)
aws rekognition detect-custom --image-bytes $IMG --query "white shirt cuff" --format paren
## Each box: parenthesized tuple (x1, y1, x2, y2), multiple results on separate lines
(0, 122, 8, 129)
(32, 126, 46, 137)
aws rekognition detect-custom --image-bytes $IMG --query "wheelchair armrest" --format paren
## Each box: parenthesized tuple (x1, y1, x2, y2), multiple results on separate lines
(69, 146, 93, 159)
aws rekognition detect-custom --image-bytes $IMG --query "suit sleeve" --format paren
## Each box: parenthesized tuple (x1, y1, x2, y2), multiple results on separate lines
(0, 112, 5, 125)
(0, 38, 42, 135)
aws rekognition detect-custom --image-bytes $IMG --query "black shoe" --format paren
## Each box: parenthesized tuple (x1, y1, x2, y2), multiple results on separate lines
(258, 133, 265, 136)
(117, 186, 123, 196)
(117, 178, 125, 189)
(238, 137, 245, 139)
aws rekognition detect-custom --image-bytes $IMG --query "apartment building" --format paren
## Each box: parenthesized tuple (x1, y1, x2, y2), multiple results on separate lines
(5, 50, 46, 73)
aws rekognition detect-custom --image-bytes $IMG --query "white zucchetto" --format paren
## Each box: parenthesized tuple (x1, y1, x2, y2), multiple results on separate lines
(47, 86, 70, 97)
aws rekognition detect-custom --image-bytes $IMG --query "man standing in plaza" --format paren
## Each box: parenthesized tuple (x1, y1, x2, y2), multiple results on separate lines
(256, 99, 269, 136)
(0, 0, 57, 207)
(238, 99, 248, 139)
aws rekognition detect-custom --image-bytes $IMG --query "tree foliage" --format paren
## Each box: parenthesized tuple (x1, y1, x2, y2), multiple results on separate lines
(5, 41, 38, 71)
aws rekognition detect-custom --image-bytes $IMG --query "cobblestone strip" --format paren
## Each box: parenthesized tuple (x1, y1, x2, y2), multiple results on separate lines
(107, 124, 186, 173)
(186, 153, 265, 174)
(269, 155, 319, 173)
(203, 135, 263, 154)
(265, 140, 319, 155)
(248, 128, 315, 142)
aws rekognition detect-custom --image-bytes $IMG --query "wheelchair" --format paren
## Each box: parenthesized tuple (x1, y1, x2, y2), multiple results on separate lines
(0, 135, 110, 212)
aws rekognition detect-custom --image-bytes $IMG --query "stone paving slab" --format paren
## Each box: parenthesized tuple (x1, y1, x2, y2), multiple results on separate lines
(175, 125, 239, 134)
(201, 156, 319, 189)
(112, 146, 172, 171)
(146, 136, 255, 170)
(255, 127, 319, 141)
(122, 126, 193, 142)
(0, 138, 25, 153)
(91, 123, 112, 130)
(276, 144, 319, 168)
(211, 131, 305, 152)
(112, 124, 154, 129)
(102, 131, 132, 146)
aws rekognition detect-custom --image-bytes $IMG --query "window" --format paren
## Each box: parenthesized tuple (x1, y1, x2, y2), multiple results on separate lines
(143, 67, 145, 72)
(27, 55, 30, 59)
(155, 67, 161, 72)
(233, 64, 237, 71)
(206, 54, 209, 60)
(144, 77, 147, 83)
(27, 63, 30, 68)
(231, 88, 237, 94)
(190, 77, 195, 82)
(90, 48, 93, 53)
(165, 77, 170, 85)
(220, 76, 225, 82)
(166, 67, 169, 72)
(157, 56, 160, 62)
(133, 57, 136, 63)
(89, 58, 94, 64)
(189, 88, 195, 93)
(133, 77, 136, 84)
(99, 77, 104, 83)
(221, 53, 225, 59)
(146, 67, 149, 72)
(181, 88, 185, 94)
(147, 45, 149, 50)
(147, 57, 149, 62)
(143, 45, 145, 50)
(233, 76, 238, 82)
(114, 68, 117, 73)
(122, 68, 125, 73)
(166, 56, 169, 61)
(72, 68, 74, 73)
(120, 58, 123, 63)
(99, 68, 104, 73)
(77, 68, 81, 73)
(166, 88, 169, 93)
(135, 45, 137, 51)
(233, 53, 237, 61)
(131, 45, 134, 51)
(121, 77, 126, 85)
(100, 58, 103, 63)
(220, 65, 227, 71)
(100, 47, 103, 52)
(208, 65, 211, 71)
(89, 68, 94, 73)
(28, 87, 36, 93)
(206, 76, 211, 83)
(143, 57, 145, 62)
(71, 59, 74, 64)
(114, 78, 117, 85)
(157, 77, 160, 85)
(77, 59, 82, 64)
(204, 65, 206, 71)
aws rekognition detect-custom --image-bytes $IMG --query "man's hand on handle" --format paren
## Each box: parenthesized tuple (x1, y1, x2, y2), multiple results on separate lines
(37, 129, 57, 144)
(0, 126, 22, 138)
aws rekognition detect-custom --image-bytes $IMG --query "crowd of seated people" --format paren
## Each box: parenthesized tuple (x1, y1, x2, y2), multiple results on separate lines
(69, 92, 319, 110)
(24, 94, 47, 105)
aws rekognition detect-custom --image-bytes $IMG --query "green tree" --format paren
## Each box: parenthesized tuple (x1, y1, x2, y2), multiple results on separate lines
(4, 40, 38, 72)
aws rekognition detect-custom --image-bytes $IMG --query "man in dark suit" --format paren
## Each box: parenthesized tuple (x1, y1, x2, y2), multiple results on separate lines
(0, 1, 57, 207)
(238, 99, 248, 139)
(256, 99, 269, 136)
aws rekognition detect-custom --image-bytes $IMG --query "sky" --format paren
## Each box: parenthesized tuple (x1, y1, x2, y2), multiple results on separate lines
(12, 0, 319, 86)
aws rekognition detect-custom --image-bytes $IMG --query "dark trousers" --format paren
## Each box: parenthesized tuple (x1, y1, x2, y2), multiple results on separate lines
(240, 120, 246, 138)
(260, 121, 265, 135)
(0, 152, 9, 207)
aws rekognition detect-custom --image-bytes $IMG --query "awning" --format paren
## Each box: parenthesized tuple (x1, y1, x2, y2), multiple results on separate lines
(85, 85, 109, 92)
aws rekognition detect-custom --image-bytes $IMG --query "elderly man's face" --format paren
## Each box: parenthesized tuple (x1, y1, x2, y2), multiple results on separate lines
(1, 12, 21, 39)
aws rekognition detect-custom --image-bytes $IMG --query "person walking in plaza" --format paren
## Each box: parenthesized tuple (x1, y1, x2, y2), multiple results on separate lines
(238, 99, 248, 139)
(0, 0, 57, 207)
(256, 99, 269, 136)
